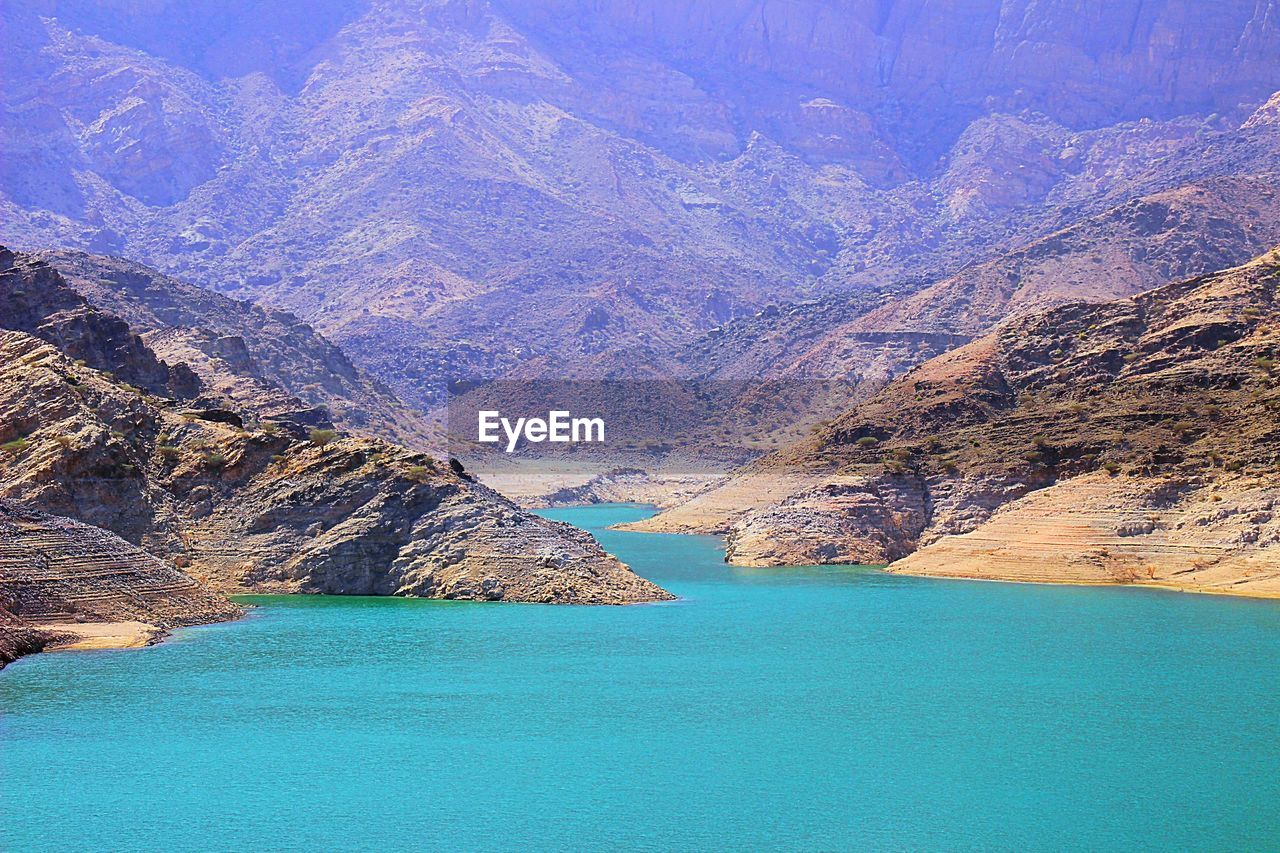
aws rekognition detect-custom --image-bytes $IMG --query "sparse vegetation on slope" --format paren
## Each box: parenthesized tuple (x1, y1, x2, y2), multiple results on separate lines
(649, 249, 1280, 597)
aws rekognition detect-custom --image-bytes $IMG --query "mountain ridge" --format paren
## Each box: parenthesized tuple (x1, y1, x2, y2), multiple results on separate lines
(636, 247, 1280, 597)
(4, 1, 1280, 409)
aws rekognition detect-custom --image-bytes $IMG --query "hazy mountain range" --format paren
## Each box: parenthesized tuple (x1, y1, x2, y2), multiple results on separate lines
(4, 0, 1280, 408)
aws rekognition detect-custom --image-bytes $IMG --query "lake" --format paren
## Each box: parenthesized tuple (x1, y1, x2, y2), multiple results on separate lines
(2, 503, 1278, 850)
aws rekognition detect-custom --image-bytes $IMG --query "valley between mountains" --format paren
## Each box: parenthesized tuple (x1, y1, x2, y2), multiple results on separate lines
(3, 0, 1280, 667)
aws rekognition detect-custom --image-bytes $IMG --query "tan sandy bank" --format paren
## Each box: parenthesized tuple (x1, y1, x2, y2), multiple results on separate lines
(37, 621, 164, 652)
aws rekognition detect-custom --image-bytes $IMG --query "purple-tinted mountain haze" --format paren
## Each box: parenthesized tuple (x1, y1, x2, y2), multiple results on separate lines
(2, 0, 1278, 410)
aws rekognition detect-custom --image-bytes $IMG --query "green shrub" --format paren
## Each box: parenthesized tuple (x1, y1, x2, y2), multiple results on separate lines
(1102, 461, 1122, 476)
(156, 445, 181, 461)
(1, 438, 30, 455)
(309, 429, 338, 447)
(854, 436, 878, 448)
(406, 465, 431, 483)
(202, 451, 227, 469)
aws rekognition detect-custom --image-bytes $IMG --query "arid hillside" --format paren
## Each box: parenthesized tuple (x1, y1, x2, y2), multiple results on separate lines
(0, 244, 671, 666)
(638, 248, 1280, 597)
(3, 2, 1279, 407)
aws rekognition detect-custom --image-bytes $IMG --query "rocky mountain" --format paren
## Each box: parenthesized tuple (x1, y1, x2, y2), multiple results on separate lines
(547, 171, 1280, 501)
(635, 247, 1280, 596)
(2, 1, 1279, 409)
(501, 0, 1280, 160)
(676, 173, 1280, 383)
(37, 249, 440, 449)
(0, 245, 671, 665)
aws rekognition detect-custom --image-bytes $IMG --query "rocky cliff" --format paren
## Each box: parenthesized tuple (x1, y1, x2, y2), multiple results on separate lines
(0, 248, 672, 637)
(642, 248, 1280, 597)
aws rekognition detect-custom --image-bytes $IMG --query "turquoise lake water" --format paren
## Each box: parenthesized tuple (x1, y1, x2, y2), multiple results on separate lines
(2, 503, 1279, 851)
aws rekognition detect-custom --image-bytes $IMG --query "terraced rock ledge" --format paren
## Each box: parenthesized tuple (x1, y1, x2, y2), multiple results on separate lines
(0, 499, 241, 668)
(0, 248, 672, 668)
(639, 249, 1280, 598)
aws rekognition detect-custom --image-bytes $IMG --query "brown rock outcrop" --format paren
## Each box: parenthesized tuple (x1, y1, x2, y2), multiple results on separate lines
(0, 327, 670, 604)
(177, 439, 670, 603)
(0, 499, 241, 669)
(651, 247, 1280, 596)
(0, 251, 673, 607)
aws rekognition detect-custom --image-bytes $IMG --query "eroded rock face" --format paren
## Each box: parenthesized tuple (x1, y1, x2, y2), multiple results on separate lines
(0, 248, 199, 398)
(726, 477, 928, 567)
(0, 499, 242, 668)
(0, 499, 241, 627)
(890, 474, 1280, 596)
(180, 441, 671, 603)
(0, 329, 670, 603)
(0, 264, 672, 606)
(658, 248, 1280, 594)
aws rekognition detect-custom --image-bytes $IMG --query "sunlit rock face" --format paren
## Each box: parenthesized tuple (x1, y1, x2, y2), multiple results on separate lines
(1, 0, 1279, 410)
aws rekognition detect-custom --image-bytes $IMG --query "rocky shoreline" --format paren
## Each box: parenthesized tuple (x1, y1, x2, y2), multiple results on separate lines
(0, 248, 673, 669)
(637, 250, 1280, 599)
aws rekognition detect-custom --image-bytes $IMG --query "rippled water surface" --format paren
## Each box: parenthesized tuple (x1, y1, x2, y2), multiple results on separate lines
(3, 503, 1279, 850)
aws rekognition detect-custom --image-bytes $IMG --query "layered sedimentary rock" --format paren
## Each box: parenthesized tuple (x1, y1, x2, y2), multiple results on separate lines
(889, 476, 1280, 596)
(181, 441, 663, 603)
(0, 499, 241, 646)
(646, 248, 1280, 596)
(0, 249, 672, 609)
